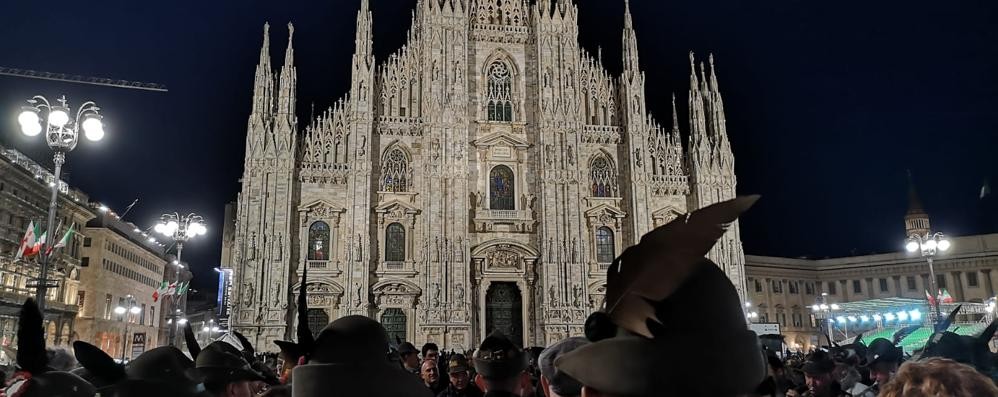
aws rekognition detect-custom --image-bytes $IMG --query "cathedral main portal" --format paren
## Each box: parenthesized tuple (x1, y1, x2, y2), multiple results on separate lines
(485, 282, 523, 346)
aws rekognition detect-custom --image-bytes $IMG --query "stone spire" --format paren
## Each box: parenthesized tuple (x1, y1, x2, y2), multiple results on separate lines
(621, 0, 640, 79)
(688, 52, 709, 159)
(251, 23, 273, 118)
(671, 92, 680, 133)
(353, 0, 374, 70)
(277, 23, 297, 119)
(905, 171, 931, 237)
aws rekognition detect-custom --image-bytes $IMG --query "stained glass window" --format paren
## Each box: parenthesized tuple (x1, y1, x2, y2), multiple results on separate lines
(306, 308, 328, 337)
(308, 221, 330, 260)
(486, 61, 513, 122)
(381, 148, 410, 192)
(591, 155, 617, 197)
(490, 165, 515, 210)
(386, 223, 406, 262)
(596, 227, 615, 264)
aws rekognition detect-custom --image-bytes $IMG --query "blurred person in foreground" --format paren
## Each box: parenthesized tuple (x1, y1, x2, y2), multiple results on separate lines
(878, 357, 998, 397)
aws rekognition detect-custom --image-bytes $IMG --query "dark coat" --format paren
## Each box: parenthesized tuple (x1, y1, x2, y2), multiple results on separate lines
(436, 384, 484, 397)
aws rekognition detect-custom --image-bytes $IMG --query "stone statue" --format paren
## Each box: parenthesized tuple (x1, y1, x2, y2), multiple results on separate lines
(432, 282, 441, 306)
(242, 283, 254, 306)
(272, 282, 282, 307)
(354, 282, 362, 307)
(474, 192, 485, 209)
(455, 284, 465, 301)
(248, 233, 257, 260)
(549, 287, 557, 306)
(274, 235, 283, 260)
(566, 145, 575, 165)
(358, 135, 367, 157)
(573, 285, 582, 307)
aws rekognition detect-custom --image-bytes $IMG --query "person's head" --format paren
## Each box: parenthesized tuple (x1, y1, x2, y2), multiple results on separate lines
(422, 343, 440, 362)
(192, 342, 266, 397)
(801, 350, 836, 395)
(398, 342, 420, 369)
(447, 354, 472, 390)
(864, 338, 902, 385)
(878, 358, 998, 397)
(538, 337, 588, 397)
(473, 332, 530, 395)
(421, 359, 440, 386)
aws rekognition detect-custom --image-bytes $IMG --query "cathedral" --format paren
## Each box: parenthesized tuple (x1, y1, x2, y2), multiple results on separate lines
(224, 0, 746, 351)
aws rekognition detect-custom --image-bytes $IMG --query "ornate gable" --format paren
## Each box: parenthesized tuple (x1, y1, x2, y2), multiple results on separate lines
(298, 200, 347, 224)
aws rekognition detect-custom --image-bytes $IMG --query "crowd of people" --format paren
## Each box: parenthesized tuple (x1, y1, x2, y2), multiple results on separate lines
(3, 197, 997, 397)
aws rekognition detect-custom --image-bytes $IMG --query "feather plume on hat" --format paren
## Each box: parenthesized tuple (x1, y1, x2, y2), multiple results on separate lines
(603, 195, 759, 338)
(183, 322, 201, 360)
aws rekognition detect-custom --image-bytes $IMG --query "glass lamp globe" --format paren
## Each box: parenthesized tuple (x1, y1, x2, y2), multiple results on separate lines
(130, 306, 141, 314)
(82, 117, 104, 141)
(48, 109, 70, 128)
(924, 239, 937, 251)
(114, 307, 127, 315)
(18, 110, 39, 127)
(202, 327, 210, 332)
(21, 121, 42, 137)
(937, 239, 951, 251)
(905, 241, 920, 252)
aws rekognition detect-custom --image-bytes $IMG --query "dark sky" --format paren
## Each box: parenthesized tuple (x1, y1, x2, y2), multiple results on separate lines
(1, 0, 996, 297)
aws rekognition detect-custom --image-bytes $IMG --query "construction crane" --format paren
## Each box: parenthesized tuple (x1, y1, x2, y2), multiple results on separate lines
(0, 66, 167, 92)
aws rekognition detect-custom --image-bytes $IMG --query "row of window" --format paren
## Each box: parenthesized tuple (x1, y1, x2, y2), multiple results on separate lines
(756, 272, 983, 296)
(758, 311, 809, 328)
(96, 292, 155, 325)
(101, 258, 160, 288)
(377, 150, 619, 205)
(307, 221, 618, 264)
(104, 240, 160, 274)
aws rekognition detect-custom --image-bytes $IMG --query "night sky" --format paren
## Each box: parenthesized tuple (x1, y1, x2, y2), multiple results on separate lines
(1, 0, 996, 297)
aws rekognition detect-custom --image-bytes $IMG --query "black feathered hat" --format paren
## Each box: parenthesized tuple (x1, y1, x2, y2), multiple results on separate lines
(4, 299, 96, 397)
(555, 197, 766, 397)
(274, 264, 314, 364)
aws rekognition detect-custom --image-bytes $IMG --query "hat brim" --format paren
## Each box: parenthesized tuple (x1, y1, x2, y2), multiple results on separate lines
(293, 363, 434, 397)
(273, 341, 302, 359)
(557, 331, 765, 396)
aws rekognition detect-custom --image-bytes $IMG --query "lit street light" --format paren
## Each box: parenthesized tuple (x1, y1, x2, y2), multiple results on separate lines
(114, 295, 141, 361)
(155, 213, 207, 347)
(811, 293, 840, 344)
(906, 231, 951, 327)
(16, 95, 103, 312)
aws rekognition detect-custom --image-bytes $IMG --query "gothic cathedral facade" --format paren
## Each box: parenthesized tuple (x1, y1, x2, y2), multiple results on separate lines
(226, 0, 745, 350)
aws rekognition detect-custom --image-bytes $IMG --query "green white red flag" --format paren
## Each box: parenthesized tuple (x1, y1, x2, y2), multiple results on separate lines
(46, 224, 75, 255)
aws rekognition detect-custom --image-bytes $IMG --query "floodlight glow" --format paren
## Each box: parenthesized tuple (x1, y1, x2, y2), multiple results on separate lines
(909, 310, 921, 321)
(860, 315, 870, 322)
(873, 314, 883, 321)
(203, 327, 210, 332)
(114, 306, 126, 315)
(178, 318, 188, 324)
(896, 311, 908, 321)
(129, 307, 141, 314)
(812, 304, 821, 311)
(847, 316, 857, 322)
(836, 316, 846, 324)
(820, 304, 829, 310)
(830, 304, 840, 310)
(924, 239, 937, 251)
(938, 239, 951, 251)
(905, 241, 919, 252)
(885, 313, 896, 321)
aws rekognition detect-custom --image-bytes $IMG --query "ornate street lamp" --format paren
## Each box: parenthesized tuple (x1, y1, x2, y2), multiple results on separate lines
(114, 295, 141, 361)
(17, 95, 104, 312)
(905, 232, 951, 327)
(154, 213, 207, 346)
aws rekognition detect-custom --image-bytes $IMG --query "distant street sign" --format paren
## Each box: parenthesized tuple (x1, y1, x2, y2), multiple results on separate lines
(131, 333, 147, 359)
(749, 322, 781, 336)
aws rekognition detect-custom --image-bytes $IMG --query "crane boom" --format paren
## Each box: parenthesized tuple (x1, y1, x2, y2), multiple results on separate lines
(0, 67, 167, 92)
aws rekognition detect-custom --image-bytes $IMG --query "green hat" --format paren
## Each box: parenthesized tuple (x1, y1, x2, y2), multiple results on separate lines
(447, 354, 471, 374)
(473, 332, 527, 380)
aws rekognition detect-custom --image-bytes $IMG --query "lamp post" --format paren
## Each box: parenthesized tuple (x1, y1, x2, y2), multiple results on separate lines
(906, 232, 951, 326)
(744, 302, 759, 322)
(202, 319, 220, 343)
(16, 95, 104, 312)
(154, 213, 207, 347)
(114, 295, 141, 361)
(811, 293, 840, 344)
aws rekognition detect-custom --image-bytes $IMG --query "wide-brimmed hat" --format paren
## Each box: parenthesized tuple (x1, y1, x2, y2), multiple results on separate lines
(186, 341, 265, 385)
(291, 316, 432, 397)
(473, 332, 528, 380)
(555, 197, 766, 397)
(538, 337, 588, 396)
(864, 338, 902, 366)
(801, 350, 836, 375)
(397, 342, 418, 356)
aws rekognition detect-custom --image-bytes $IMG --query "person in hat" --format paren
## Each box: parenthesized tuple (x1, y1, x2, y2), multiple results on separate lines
(858, 338, 902, 396)
(537, 337, 587, 397)
(399, 342, 421, 375)
(291, 315, 433, 397)
(438, 354, 483, 397)
(472, 332, 532, 397)
(786, 351, 848, 397)
(188, 341, 266, 397)
(3, 299, 96, 397)
(553, 197, 766, 397)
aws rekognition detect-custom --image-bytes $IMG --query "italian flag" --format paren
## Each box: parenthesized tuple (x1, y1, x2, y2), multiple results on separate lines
(14, 221, 36, 260)
(46, 224, 75, 255)
(153, 281, 169, 302)
(24, 231, 46, 258)
(176, 281, 189, 295)
(940, 288, 955, 304)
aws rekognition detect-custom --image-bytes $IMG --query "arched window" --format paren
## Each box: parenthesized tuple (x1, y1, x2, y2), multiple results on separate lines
(307, 221, 330, 260)
(591, 155, 617, 197)
(386, 223, 406, 262)
(381, 147, 410, 192)
(596, 227, 615, 264)
(486, 61, 513, 122)
(489, 165, 515, 210)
